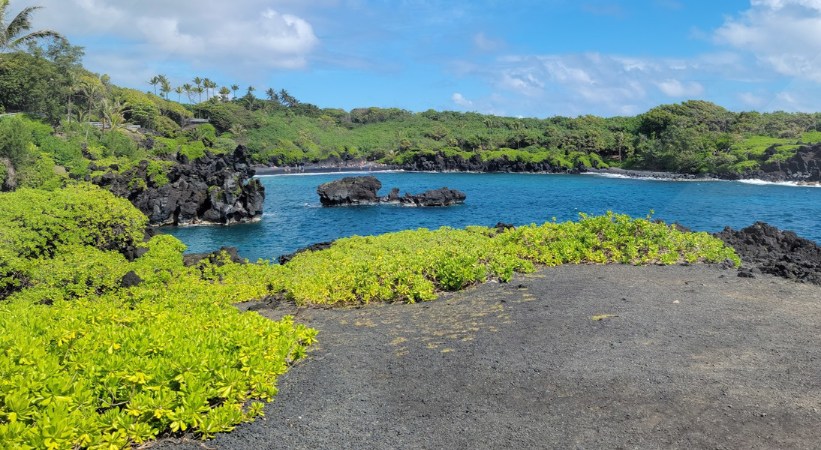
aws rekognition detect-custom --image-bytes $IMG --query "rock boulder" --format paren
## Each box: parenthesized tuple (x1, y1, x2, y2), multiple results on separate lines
(317, 176, 382, 206)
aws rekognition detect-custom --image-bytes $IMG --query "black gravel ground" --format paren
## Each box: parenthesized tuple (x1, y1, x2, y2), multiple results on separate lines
(152, 264, 821, 449)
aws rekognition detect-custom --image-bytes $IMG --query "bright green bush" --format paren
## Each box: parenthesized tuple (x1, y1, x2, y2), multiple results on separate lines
(275, 212, 740, 305)
(0, 184, 147, 296)
(0, 187, 315, 449)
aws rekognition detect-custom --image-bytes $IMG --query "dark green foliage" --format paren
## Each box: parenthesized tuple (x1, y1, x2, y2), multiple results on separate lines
(192, 101, 256, 133)
(0, 52, 63, 121)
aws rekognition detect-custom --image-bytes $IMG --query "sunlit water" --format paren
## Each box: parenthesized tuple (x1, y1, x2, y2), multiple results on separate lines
(164, 172, 821, 261)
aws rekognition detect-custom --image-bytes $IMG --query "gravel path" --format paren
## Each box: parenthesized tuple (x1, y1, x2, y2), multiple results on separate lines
(154, 264, 821, 449)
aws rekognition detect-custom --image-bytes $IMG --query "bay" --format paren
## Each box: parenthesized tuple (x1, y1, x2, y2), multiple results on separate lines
(164, 172, 821, 262)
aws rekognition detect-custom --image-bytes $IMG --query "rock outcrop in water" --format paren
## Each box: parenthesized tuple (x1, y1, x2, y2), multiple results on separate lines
(93, 146, 264, 226)
(317, 176, 382, 205)
(715, 222, 821, 285)
(317, 176, 466, 207)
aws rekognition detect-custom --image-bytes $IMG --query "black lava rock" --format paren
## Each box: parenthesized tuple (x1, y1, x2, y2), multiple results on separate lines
(93, 146, 264, 226)
(716, 222, 821, 285)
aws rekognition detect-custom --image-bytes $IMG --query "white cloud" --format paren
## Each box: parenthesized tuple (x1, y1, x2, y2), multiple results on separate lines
(656, 79, 704, 97)
(451, 92, 473, 107)
(16, 0, 319, 80)
(715, 0, 821, 82)
(453, 53, 727, 116)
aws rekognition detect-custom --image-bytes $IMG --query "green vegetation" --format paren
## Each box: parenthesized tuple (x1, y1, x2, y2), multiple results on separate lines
(0, 185, 316, 448)
(268, 212, 740, 305)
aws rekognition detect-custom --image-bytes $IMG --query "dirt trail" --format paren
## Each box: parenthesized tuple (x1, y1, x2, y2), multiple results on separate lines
(156, 264, 821, 449)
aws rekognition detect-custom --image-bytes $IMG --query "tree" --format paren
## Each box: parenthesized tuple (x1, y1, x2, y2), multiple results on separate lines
(174, 86, 183, 102)
(193, 76, 203, 102)
(182, 83, 193, 103)
(0, 0, 64, 51)
(148, 76, 159, 95)
(278, 89, 298, 108)
(244, 85, 255, 109)
(231, 84, 239, 99)
(218, 86, 230, 102)
(157, 74, 170, 99)
(98, 97, 126, 131)
(203, 78, 216, 101)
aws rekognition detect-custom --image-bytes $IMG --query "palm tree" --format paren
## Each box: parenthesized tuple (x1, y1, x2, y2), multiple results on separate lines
(0, 0, 64, 51)
(148, 76, 159, 95)
(174, 86, 183, 103)
(159, 77, 171, 100)
(278, 89, 298, 108)
(194, 86, 204, 104)
(203, 78, 217, 101)
(182, 83, 194, 104)
(231, 84, 239, 100)
(193, 77, 203, 102)
(98, 98, 126, 131)
(218, 86, 230, 102)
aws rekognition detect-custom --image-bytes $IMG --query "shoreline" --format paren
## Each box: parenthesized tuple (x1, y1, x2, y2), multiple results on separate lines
(252, 164, 821, 186)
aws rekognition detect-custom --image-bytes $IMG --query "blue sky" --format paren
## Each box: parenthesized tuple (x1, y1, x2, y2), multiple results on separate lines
(17, 0, 821, 117)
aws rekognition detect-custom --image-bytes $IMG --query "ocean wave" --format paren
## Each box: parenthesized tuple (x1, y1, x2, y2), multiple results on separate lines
(580, 172, 710, 182)
(737, 179, 821, 188)
(255, 170, 404, 178)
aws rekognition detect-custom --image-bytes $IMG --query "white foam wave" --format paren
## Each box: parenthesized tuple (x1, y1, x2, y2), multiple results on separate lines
(255, 170, 404, 178)
(738, 179, 821, 188)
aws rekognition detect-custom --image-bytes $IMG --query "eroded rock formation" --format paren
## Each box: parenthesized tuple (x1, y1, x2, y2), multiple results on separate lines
(317, 176, 466, 207)
(94, 146, 264, 226)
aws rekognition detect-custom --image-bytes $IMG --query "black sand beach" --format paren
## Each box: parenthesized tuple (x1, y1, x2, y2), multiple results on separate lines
(154, 264, 821, 449)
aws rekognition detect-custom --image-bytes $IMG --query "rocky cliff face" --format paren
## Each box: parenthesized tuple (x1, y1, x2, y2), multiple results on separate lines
(94, 146, 264, 226)
(720, 144, 821, 183)
(757, 145, 821, 183)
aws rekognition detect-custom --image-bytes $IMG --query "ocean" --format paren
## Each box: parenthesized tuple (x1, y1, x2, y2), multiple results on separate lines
(165, 172, 821, 261)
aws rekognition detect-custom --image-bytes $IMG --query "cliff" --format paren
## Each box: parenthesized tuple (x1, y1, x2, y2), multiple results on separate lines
(93, 146, 264, 226)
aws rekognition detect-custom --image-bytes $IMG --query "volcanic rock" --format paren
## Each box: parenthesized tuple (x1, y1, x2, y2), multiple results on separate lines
(317, 176, 382, 206)
(277, 241, 335, 265)
(94, 146, 264, 226)
(715, 222, 821, 285)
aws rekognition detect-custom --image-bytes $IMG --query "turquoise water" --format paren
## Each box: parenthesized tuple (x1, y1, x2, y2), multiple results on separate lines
(165, 172, 821, 261)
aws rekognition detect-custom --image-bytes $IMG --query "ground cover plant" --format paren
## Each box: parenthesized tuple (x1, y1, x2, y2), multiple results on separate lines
(0, 185, 316, 449)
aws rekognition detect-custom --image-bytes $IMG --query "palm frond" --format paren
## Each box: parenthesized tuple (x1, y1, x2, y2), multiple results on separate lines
(5, 6, 40, 40)
(9, 29, 63, 49)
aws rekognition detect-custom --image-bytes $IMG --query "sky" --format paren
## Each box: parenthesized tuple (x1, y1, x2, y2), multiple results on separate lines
(14, 0, 821, 117)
